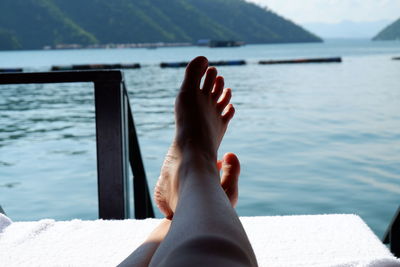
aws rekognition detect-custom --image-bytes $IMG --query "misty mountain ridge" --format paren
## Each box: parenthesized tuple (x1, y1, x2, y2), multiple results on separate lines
(303, 20, 392, 39)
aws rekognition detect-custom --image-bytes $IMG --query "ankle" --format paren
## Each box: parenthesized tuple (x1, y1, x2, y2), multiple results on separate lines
(182, 146, 217, 165)
(179, 151, 218, 179)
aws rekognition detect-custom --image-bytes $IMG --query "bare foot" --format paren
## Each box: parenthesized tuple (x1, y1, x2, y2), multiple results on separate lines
(154, 56, 235, 219)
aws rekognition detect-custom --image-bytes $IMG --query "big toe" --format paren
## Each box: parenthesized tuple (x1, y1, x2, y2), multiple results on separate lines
(221, 152, 240, 207)
(182, 56, 208, 91)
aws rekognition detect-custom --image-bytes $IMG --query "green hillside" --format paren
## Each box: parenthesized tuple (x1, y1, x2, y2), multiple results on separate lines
(0, 0, 321, 50)
(0, 0, 97, 50)
(373, 18, 400, 40)
(187, 0, 318, 43)
(0, 29, 21, 50)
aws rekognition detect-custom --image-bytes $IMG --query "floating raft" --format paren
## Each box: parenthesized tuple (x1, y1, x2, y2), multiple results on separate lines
(259, 57, 342, 65)
(51, 63, 141, 71)
(208, 40, 244, 48)
(0, 68, 23, 73)
(161, 60, 246, 68)
(160, 62, 188, 68)
(210, 60, 246, 66)
(393, 57, 400, 60)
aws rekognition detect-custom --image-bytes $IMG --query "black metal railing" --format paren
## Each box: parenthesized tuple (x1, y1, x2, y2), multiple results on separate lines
(0, 70, 154, 220)
(0, 205, 5, 215)
(383, 206, 400, 257)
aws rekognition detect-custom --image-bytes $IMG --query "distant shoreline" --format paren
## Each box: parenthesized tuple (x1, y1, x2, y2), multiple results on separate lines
(42, 42, 194, 50)
(1, 39, 325, 52)
(2, 39, 399, 53)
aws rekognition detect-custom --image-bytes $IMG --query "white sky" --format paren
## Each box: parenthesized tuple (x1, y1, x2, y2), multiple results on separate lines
(246, 0, 400, 23)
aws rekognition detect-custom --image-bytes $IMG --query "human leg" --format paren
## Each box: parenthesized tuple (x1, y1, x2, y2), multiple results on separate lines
(149, 56, 257, 267)
(119, 152, 241, 267)
(118, 219, 171, 267)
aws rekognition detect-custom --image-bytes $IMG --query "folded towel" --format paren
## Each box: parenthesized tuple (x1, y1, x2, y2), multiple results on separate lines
(332, 258, 400, 267)
(240, 215, 399, 267)
(0, 214, 398, 266)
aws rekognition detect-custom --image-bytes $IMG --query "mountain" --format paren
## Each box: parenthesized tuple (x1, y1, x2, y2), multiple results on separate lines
(0, 0, 98, 50)
(0, 0, 321, 50)
(373, 17, 400, 40)
(0, 29, 21, 50)
(303, 20, 392, 39)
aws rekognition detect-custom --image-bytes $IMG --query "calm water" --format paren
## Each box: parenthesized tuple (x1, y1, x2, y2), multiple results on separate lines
(0, 39, 399, 237)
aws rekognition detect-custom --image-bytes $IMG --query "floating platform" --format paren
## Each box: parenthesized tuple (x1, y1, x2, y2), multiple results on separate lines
(259, 57, 342, 65)
(0, 68, 23, 73)
(208, 40, 244, 48)
(161, 60, 246, 68)
(196, 39, 244, 48)
(393, 57, 400, 60)
(160, 62, 188, 68)
(210, 60, 246, 66)
(51, 63, 141, 71)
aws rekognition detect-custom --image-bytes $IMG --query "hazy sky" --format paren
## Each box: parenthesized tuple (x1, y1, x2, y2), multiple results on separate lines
(246, 0, 400, 24)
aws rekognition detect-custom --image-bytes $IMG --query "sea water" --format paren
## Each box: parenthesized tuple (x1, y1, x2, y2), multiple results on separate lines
(0, 39, 399, 237)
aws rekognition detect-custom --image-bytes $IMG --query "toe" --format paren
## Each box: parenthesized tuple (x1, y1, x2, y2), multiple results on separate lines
(217, 88, 232, 113)
(182, 56, 208, 92)
(212, 76, 224, 102)
(222, 152, 240, 176)
(221, 152, 240, 207)
(222, 104, 235, 123)
(202, 67, 217, 94)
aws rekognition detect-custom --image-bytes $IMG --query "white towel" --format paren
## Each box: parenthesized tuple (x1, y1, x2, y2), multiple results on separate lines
(0, 214, 398, 266)
(332, 258, 400, 267)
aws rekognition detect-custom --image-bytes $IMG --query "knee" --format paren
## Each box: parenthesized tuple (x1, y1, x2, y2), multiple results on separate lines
(158, 234, 257, 267)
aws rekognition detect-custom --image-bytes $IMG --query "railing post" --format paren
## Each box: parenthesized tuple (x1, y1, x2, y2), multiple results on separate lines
(0, 205, 6, 215)
(383, 206, 400, 257)
(124, 88, 155, 219)
(0, 71, 155, 220)
(94, 80, 130, 219)
(390, 227, 400, 257)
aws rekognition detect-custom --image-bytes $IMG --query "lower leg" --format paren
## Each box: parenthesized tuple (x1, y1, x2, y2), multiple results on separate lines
(119, 152, 241, 266)
(118, 219, 171, 267)
(150, 153, 256, 267)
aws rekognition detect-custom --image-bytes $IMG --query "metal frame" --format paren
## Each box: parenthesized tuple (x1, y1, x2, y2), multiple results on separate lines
(383, 206, 400, 257)
(0, 205, 5, 215)
(0, 70, 154, 220)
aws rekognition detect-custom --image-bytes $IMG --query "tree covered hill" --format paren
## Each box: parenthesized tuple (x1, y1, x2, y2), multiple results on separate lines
(0, 0, 97, 50)
(0, 0, 321, 50)
(373, 17, 400, 41)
